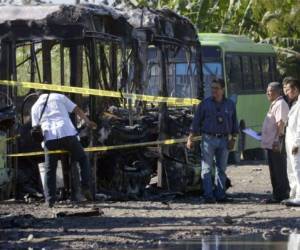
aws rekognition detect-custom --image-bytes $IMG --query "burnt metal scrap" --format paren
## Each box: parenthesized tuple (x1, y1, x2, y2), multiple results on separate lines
(0, 4, 132, 42)
(96, 107, 158, 198)
(115, 3, 202, 98)
(0, 92, 15, 131)
(96, 106, 202, 196)
(118, 4, 199, 45)
(0, 3, 205, 200)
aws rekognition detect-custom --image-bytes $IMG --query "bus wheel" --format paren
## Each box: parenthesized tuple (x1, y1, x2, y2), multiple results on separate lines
(228, 151, 241, 164)
(243, 148, 266, 161)
(228, 120, 245, 164)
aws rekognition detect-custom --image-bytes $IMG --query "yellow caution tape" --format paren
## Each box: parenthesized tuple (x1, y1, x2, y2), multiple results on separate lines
(0, 80, 200, 106)
(7, 136, 201, 158)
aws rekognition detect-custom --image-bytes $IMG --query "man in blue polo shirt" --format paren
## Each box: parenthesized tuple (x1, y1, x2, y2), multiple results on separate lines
(187, 78, 238, 203)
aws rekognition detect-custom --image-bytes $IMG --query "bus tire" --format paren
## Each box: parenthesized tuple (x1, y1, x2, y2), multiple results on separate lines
(243, 148, 266, 161)
(228, 120, 246, 164)
(228, 151, 241, 164)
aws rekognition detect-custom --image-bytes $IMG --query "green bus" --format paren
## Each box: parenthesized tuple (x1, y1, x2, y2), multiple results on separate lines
(199, 33, 278, 160)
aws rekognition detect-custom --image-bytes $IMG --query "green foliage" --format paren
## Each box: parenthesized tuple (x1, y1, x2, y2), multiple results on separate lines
(12, 0, 300, 78)
(134, 0, 300, 77)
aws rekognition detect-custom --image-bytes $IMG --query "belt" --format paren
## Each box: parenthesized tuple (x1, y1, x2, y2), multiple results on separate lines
(204, 133, 228, 138)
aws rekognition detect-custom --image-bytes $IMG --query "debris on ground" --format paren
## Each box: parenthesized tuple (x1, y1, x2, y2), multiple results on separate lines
(55, 208, 104, 218)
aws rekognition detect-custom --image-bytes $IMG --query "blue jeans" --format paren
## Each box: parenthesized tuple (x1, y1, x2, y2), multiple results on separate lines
(201, 134, 229, 200)
(44, 136, 90, 204)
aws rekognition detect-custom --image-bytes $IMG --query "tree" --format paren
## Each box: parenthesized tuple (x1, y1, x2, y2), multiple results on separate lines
(132, 0, 300, 77)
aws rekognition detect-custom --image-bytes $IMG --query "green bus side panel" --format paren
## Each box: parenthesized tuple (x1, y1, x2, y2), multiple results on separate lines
(199, 33, 275, 54)
(236, 94, 269, 150)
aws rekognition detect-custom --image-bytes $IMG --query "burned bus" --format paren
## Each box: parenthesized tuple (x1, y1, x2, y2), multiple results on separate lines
(0, 3, 203, 200)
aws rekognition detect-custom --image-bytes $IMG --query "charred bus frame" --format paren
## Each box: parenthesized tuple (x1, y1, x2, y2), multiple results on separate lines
(0, 4, 203, 199)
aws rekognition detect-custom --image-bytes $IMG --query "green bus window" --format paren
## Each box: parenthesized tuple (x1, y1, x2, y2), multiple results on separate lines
(201, 46, 222, 97)
(261, 56, 272, 87)
(252, 56, 263, 91)
(202, 46, 222, 58)
(270, 57, 277, 81)
(241, 55, 254, 90)
(226, 54, 242, 94)
(203, 62, 222, 89)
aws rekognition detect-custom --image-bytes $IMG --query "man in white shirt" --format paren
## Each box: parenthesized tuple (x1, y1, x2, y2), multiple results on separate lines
(31, 92, 97, 207)
(261, 82, 290, 203)
(284, 79, 300, 206)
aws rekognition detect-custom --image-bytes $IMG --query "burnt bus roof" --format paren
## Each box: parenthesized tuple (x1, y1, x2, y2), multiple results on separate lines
(115, 4, 199, 46)
(0, 4, 132, 43)
(0, 3, 200, 47)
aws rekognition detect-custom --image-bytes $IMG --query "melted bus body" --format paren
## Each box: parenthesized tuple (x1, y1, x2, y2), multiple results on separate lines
(0, 4, 203, 198)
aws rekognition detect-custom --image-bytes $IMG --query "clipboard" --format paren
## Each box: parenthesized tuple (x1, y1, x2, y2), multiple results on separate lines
(242, 128, 261, 141)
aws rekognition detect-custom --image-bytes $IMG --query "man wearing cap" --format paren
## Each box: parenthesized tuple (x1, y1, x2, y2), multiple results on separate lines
(261, 82, 290, 203)
(187, 78, 238, 203)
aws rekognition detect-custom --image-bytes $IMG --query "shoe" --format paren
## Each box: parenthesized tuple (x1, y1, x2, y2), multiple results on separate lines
(216, 197, 233, 203)
(81, 188, 93, 201)
(73, 192, 87, 202)
(281, 198, 295, 205)
(203, 197, 216, 204)
(283, 198, 300, 207)
(281, 199, 290, 205)
(262, 198, 281, 204)
(45, 201, 54, 208)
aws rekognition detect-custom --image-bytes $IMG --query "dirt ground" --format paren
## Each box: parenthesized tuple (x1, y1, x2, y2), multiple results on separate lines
(1, 161, 300, 249)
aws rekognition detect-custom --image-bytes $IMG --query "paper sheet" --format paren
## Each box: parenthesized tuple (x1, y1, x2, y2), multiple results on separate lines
(242, 128, 261, 141)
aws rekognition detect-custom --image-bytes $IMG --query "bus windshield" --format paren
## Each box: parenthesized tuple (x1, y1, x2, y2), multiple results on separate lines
(201, 46, 223, 97)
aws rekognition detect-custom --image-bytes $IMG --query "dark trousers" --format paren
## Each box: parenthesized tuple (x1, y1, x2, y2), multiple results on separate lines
(267, 149, 290, 201)
(44, 136, 90, 204)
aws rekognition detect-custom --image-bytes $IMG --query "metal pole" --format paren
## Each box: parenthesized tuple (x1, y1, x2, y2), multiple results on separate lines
(157, 46, 169, 189)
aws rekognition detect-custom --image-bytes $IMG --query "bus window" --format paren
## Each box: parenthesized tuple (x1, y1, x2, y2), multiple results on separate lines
(261, 56, 271, 87)
(241, 55, 254, 90)
(252, 56, 263, 91)
(147, 47, 157, 60)
(202, 46, 222, 58)
(16, 45, 32, 97)
(146, 47, 198, 98)
(202, 46, 223, 98)
(167, 63, 175, 96)
(203, 63, 222, 78)
(173, 63, 196, 97)
(146, 64, 160, 96)
(270, 56, 277, 81)
(225, 54, 242, 94)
